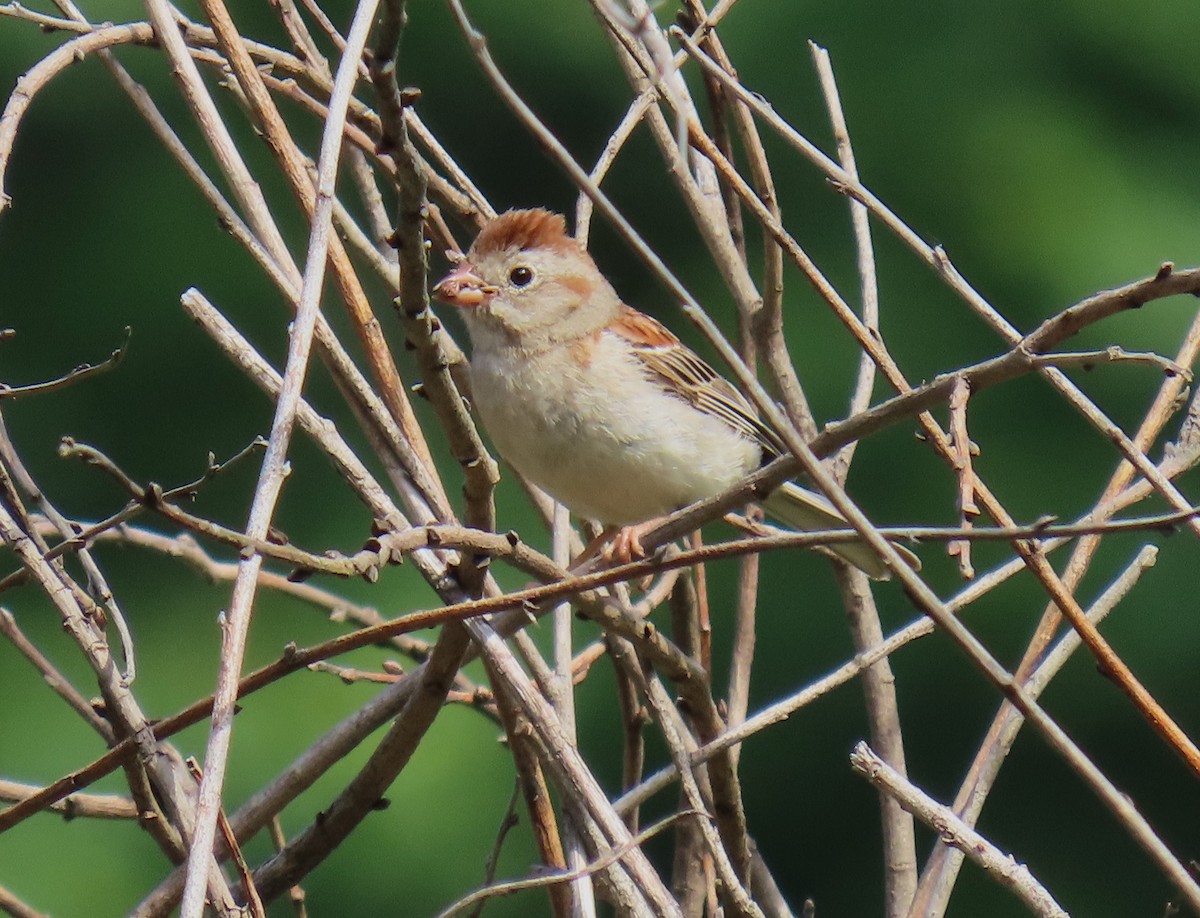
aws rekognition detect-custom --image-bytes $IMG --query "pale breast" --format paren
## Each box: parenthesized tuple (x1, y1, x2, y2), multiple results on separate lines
(470, 334, 760, 524)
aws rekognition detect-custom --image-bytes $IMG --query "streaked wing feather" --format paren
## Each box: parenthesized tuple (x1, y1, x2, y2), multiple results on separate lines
(609, 307, 784, 455)
(607, 308, 922, 580)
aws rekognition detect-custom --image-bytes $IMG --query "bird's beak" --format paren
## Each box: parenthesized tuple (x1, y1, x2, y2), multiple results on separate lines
(432, 263, 491, 308)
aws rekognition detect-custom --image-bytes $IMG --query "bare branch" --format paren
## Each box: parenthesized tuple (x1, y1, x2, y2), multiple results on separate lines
(850, 743, 1068, 918)
(0, 779, 137, 821)
(177, 2, 385, 911)
(0, 329, 128, 401)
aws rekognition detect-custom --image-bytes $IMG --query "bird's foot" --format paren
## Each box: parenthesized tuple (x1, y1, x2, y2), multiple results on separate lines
(568, 521, 666, 575)
(602, 520, 663, 564)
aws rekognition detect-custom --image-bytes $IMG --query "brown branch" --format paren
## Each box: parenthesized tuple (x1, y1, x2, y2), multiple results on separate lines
(242, 624, 473, 906)
(132, 671, 427, 915)
(0, 779, 137, 821)
(434, 810, 698, 918)
(911, 301, 1200, 914)
(484, 662, 572, 918)
(0, 606, 112, 739)
(850, 744, 1068, 918)
(0, 328, 128, 400)
(0, 883, 50, 918)
(606, 635, 648, 835)
(172, 1, 386, 909)
(370, 0, 498, 549)
(948, 375, 978, 579)
(677, 28, 1200, 539)
(267, 817, 309, 918)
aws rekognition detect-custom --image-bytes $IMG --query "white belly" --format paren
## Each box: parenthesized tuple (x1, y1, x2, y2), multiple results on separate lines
(470, 335, 759, 524)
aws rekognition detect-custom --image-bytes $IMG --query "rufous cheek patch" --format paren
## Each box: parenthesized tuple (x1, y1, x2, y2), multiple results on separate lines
(559, 274, 594, 298)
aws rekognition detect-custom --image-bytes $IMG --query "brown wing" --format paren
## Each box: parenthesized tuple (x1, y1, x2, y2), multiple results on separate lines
(608, 306, 785, 458)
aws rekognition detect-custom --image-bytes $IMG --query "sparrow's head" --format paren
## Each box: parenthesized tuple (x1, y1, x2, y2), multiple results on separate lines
(433, 209, 619, 351)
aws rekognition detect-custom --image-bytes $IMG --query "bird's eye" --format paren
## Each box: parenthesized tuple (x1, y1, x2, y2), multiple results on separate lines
(508, 265, 534, 288)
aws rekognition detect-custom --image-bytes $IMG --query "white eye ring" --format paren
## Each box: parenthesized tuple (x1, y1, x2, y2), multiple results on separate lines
(509, 265, 535, 288)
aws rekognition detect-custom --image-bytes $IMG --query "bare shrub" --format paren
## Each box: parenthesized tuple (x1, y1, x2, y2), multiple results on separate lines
(2, 2, 1199, 916)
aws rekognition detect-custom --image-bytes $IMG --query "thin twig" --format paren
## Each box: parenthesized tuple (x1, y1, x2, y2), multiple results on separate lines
(641, 674, 762, 917)
(267, 817, 309, 918)
(435, 810, 698, 918)
(466, 781, 521, 918)
(186, 759, 266, 918)
(812, 41, 878, 481)
(0, 779, 137, 821)
(911, 302, 1200, 916)
(177, 3, 384, 913)
(850, 744, 1068, 918)
(948, 375, 978, 579)
(0, 607, 113, 739)
(677, 29, 1200, 540)
(811, 46, 913, 916)
(0, 329, 128, 400)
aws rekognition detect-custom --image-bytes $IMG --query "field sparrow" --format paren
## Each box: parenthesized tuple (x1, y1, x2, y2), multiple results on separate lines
(433, 208, 916, 579)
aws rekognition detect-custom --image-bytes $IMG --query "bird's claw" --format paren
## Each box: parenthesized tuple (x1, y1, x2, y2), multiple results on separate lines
(602, 523, 655, 564)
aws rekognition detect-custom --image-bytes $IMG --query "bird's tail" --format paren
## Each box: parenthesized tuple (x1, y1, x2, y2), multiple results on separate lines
(761, 481, 920, 581)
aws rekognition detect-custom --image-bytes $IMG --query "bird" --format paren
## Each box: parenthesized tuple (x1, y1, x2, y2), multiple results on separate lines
(432, 207, 917, 579)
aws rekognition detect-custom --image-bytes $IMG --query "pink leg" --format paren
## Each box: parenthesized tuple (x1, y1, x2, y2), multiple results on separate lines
(602, 520, 661, 564)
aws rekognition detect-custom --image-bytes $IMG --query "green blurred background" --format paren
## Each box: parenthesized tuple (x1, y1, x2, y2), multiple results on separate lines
(2, 0, 1199, 914)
